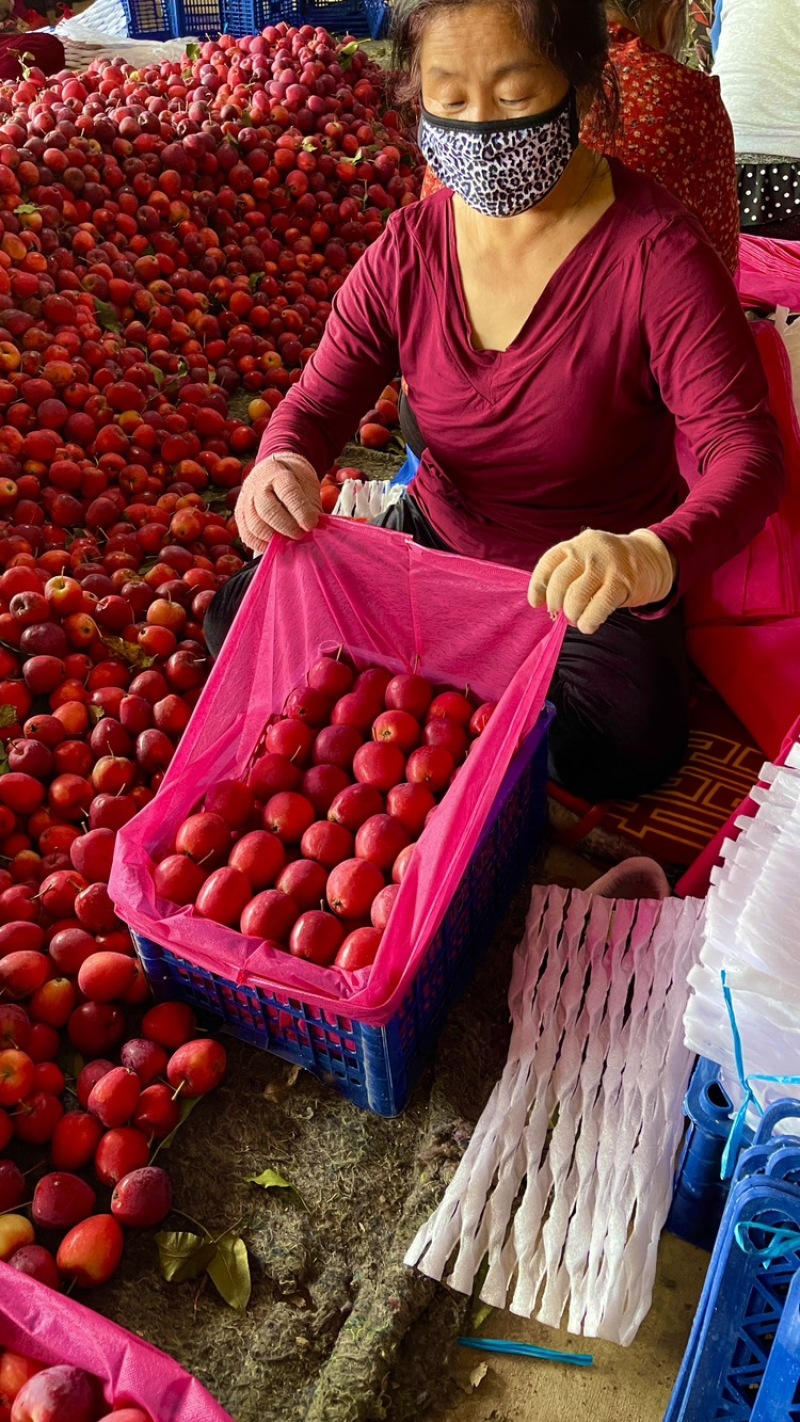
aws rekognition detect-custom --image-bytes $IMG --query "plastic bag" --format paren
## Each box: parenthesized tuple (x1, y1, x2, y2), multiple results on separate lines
(681, 317, 800, 755)
(0, 1265, 233, 1421)
(737, 233, 800, 313)
(110, 517, 563, 1024)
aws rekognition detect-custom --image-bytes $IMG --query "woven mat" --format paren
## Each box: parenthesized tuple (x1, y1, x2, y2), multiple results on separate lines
(602, 680, 763, 866)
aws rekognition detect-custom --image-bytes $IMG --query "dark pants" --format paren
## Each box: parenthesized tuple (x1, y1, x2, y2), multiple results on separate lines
(746, 217, 800, 241)
(205, 493, 689, 803)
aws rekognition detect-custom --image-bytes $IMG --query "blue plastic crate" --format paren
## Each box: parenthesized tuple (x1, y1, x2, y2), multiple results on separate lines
(668, 1060, 742, 1251)
(665, 1104, 800, 1422)
(299, 0, 372, 38)
(134, 706, 552, 1117)
(222, 0, 302, 35)
(361, 0, 390, 38)
(751, 1270, 800, 1421)
(121, 0, 176, 39)
(170, 0, 225, 35)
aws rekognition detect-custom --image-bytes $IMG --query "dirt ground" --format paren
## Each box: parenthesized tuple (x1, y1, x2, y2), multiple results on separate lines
(432, 1233, 707, 1422)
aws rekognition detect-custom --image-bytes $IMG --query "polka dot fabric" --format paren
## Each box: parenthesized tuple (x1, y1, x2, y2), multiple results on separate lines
(738, 160, 800, 229)
(421, 25, 739, 276)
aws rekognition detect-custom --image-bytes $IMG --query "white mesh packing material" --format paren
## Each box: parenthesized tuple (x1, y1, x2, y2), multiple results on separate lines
(405, 885, 704, 1346)
(684, 739, 800, 1121)
(47, 0, 194, 69)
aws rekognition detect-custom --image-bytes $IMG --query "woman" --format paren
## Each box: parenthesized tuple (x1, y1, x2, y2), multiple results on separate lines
(423, 0, 739, 271)
(207, 0, 784, 803)
(584, 0, 739, 273)
(714, 0, 800, 239)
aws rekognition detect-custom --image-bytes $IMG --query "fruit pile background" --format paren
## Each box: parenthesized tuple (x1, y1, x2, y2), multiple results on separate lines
(0, 23, 541, 1422)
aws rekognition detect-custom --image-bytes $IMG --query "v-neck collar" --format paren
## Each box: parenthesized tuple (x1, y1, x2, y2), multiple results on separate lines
(444, 166, 621, 364)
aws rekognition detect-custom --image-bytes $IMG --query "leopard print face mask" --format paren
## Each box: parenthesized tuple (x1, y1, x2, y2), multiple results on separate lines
(418, 90, 579, 218)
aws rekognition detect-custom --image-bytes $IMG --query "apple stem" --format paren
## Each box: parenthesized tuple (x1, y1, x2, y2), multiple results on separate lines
(171, 1078, 186, 1102)
(0, 1200, 32, 1215)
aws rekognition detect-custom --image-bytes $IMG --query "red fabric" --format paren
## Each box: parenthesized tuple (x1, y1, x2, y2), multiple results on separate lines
(0, 31, 64, 78)
(683, 319, 800, 756)
(421, 27, 739, 274)
(259, 162, 783, 590)
(583, 25, 739, 274)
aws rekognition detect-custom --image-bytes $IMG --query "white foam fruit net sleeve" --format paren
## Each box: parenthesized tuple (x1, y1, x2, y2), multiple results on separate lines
(405, 885, 704, 1346)
(684, 742, 800, 1123)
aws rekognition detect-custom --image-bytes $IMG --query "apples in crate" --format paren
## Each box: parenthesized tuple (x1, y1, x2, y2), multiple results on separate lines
(150, 655, 497, 970)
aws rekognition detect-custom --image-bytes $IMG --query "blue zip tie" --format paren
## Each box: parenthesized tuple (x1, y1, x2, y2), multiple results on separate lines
(734, 1221, 800, 1267)
(719, 971, 800, 1180)
(458, 1337, 593, 1367)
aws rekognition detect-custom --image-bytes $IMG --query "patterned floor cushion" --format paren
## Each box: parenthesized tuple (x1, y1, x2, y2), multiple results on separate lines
(550, 677, 765, 867)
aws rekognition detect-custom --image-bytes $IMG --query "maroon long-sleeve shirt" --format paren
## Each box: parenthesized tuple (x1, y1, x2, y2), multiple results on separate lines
(258, 160, 784, 592)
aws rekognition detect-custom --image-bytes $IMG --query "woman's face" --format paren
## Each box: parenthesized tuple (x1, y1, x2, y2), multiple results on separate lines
(419, 2, 569, 124)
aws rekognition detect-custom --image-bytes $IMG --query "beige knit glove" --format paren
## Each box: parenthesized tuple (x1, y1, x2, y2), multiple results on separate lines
(528, 529, 676, 635)
(235, 452, 322, 554)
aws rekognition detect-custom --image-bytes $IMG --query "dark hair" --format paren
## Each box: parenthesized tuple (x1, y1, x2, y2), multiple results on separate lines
(391, 0, 617, 134)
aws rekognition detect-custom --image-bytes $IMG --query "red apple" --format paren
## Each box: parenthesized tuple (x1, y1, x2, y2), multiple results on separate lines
(385, 672, 433, 718)
(166, 1038, 226, 1097)
(372, 709, 420, 753)
(195, 865, 252, 926)
(153, 854, 207, 906)
(289, 910, 345, 965)
(406, 746, 454, 792)
(228, 830, 285, 889)
(386, 782, 436, 836)
(354, 814, 410, 872)
(111, 1164, 172, 1228)
(326, 858, 384, 919)
(240, 888, 298, 942)
(141, 1002, 197, 1050)
(56, 1214, 125, 1288)
(335, 926, 382, 971)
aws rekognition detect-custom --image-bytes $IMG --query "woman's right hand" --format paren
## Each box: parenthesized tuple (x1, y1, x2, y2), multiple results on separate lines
(235, 452, 322, 554)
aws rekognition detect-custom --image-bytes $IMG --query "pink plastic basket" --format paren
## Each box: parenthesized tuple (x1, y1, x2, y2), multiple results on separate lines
(0, 1265, 233, 1420)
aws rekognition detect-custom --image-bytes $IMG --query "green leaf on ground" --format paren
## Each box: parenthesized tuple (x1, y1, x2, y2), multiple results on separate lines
(156, 1231, 217, 1284)
(246, 1168, 306, 1209)
(207, 1234, 251, 1311)
(0, 705, 18, 729)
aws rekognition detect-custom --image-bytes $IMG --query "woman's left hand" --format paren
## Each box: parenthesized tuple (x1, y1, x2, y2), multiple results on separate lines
(528, 528, 676, 635)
